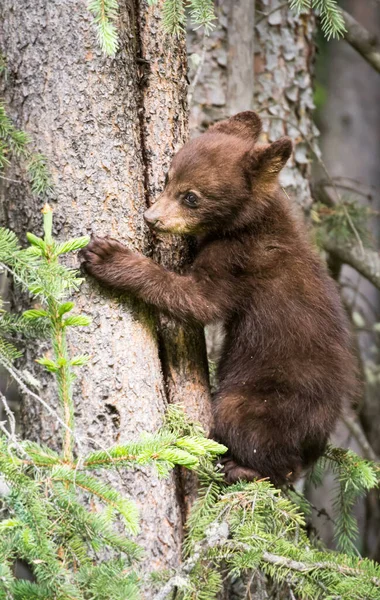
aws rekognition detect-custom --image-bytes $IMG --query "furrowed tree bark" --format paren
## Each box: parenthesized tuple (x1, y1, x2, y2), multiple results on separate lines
(0, 0, 210, 575)
(137, 1, 212, 517)
(254, 0, 316, 210)
(188, 1, 317, 209)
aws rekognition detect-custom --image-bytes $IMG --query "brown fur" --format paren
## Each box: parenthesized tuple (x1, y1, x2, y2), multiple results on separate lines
(80, 111, 356, 487)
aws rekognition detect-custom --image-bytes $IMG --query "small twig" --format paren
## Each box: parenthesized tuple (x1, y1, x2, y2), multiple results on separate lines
(0, 356, 78, 446)
(318, 179, 375, 202)
(0, 391, 34, 460)
(0, 390, 17, 437)
(290, 486, 336, 526)
(332, 176, 379, 193)
(261, 550, 380, 585)
(0, 174, 23, 184)
(256, 2, 288, 25)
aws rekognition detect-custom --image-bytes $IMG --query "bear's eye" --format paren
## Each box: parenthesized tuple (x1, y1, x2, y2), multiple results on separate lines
(183, 192, 198, 208)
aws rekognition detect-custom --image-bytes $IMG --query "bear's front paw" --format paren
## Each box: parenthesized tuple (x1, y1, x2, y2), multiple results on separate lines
(79, 236, 132, 285)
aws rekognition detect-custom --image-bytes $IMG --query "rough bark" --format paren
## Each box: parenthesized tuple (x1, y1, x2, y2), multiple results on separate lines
(254, 0, 316, 210)
(0, 0, 210, 574)
(188, 1, 316, 209)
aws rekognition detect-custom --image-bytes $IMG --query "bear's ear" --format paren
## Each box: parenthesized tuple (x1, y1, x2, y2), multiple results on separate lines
(254, 137, 292, 178)
(207, 111, 262, 143)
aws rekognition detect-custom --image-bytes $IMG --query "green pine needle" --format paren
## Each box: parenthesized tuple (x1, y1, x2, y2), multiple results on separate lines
(26, 154, 54, 197)
(289, 0, 346, 40)
(88, 0, 119, 56)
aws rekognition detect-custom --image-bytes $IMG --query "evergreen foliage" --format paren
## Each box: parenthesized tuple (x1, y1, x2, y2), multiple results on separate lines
(88, 0, 345, 57)
(319, 446, 379, 554)
(289, 0, 346, 39)
(147, 0, 216, 35)
(87, 0, 119, 57)
(312, 200, 373, 246)
(161, 458, 380, 600)
(0, 102, 52, 197)
(0, 208, 226, 599)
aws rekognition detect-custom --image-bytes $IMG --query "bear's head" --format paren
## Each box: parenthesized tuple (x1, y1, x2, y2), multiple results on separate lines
(144, 111, 292, 235)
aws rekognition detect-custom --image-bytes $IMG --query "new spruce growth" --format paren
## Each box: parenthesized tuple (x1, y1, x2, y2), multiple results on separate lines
(0, 208, 225, 599)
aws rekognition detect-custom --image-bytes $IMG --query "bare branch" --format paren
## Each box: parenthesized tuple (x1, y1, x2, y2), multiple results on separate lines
(342, 9, 380, 74)
(0, 355, 78, 445)
(321, 235, 380, 290)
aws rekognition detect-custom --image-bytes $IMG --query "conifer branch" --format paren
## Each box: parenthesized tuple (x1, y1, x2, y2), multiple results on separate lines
(87, 0, 119, 56)
(289, 0, 346, 39)
(0, 102, 52, 197)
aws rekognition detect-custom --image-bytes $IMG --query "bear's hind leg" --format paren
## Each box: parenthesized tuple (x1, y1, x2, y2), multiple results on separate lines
(220, 456, 263, 484)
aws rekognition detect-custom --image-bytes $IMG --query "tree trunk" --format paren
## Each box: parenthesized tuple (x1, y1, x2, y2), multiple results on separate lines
(0, 0, 210, 575)
(188, 0, 316, 210)
(254, 0, 316, 210)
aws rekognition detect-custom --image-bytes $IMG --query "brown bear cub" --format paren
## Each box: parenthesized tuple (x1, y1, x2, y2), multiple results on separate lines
(80, 112, 355, 487)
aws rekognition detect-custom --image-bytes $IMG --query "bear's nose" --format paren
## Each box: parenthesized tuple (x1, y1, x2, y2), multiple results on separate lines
(143, 211, 159, 227)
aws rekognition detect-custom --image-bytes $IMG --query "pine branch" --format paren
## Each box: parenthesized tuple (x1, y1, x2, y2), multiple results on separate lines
(50, 466, 140, 535)
(26, 154, 53, 197)
(289, 0, 346, 40)
(0, 101, 53, 197)
(318, 446, 379, 554)
(187, 0, 216, 33)
(82, 434, 226, 474)
(162, 0, 186, 35)
(87, 0, 119, 56)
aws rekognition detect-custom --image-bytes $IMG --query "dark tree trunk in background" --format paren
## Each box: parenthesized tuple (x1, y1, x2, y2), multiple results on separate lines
(0, 0, 210, 574)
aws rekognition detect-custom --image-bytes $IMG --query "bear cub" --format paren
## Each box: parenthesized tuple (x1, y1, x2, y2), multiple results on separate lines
(80, 111, 355, 487)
